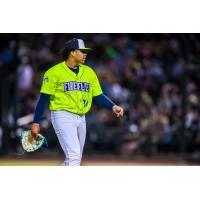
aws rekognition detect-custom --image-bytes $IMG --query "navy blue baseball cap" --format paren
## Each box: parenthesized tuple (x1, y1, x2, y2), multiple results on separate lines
(64, 38, 92, 51)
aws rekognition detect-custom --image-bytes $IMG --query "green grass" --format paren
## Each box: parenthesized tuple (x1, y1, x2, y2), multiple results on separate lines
(0, 154, 188, 166)
(0, 160, 61, 166)
(0, 160, 187, 166)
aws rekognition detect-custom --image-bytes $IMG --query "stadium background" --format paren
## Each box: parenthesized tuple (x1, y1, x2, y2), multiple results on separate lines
(0, 33, 200, 165)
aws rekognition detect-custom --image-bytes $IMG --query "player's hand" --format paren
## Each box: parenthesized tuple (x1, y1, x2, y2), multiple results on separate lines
(112, 105, 124, 118)
(31, 123, 40, 138)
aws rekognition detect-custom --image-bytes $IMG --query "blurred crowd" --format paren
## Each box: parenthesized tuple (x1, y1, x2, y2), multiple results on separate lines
(0, 33, 200, 158)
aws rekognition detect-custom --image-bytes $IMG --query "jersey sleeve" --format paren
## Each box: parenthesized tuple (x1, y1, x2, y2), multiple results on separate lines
(40, 70, 57, 95)
(91, 71, 103, 97)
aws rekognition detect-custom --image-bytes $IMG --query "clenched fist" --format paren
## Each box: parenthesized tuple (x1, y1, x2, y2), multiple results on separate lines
(112, 105, 124, 117)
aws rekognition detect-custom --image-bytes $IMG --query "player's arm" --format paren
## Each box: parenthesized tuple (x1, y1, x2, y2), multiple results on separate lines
(31, 93, 50, 137)
(93, 94, 124, 117)
(32, 69, 57, 137)
(91, 70, 123, 118)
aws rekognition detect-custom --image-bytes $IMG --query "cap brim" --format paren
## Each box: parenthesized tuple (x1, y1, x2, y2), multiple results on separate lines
(78, 48, 92, 51)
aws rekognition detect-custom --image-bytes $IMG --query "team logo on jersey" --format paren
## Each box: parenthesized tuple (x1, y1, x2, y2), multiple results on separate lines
(64, 81, 90, 92)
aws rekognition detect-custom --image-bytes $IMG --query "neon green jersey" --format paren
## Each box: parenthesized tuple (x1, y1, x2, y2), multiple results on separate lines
(40, 61, 103, 114)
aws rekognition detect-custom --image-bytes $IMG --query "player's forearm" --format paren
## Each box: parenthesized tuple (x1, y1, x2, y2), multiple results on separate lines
(93, 93, 115, 110)
(33, 93, 50, 123)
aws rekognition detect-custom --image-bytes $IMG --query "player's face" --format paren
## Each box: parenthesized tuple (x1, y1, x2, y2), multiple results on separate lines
(74, 49, 88, 64)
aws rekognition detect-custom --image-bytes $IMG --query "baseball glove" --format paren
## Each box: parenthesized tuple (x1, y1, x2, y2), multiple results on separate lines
(21, 130, 48, 152)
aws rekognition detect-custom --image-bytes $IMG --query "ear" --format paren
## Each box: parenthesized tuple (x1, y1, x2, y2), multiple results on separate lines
(71, 50, 76, 57)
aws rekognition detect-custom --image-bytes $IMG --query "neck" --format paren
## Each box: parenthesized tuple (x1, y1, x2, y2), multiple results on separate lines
(65, 58, 78, 69)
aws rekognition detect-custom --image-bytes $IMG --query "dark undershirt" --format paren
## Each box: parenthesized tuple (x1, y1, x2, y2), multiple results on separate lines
(68, 65, 79, 74)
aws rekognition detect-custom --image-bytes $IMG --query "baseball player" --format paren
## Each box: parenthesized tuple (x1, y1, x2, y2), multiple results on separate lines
(31, 38, 124, 166)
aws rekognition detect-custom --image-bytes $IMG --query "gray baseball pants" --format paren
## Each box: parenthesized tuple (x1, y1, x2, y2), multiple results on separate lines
(51, 111, 86, 166)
